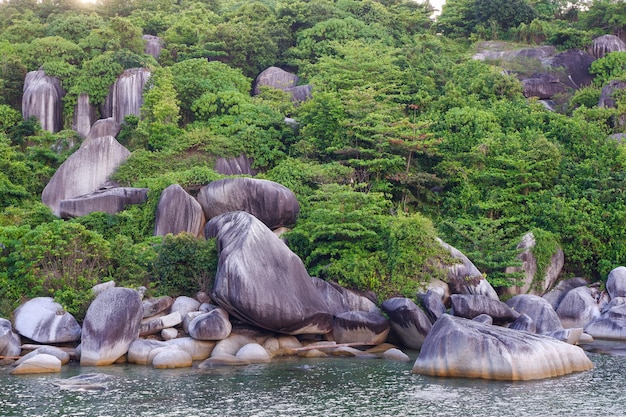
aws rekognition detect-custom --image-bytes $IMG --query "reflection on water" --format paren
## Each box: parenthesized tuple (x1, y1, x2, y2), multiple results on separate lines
(1, 345, 624, 417)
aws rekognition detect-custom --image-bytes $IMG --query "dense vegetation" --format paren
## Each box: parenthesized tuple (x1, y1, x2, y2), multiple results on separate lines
(1, 0, 626, 320)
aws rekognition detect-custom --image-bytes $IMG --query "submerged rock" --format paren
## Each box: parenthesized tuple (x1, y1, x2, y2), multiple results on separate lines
(412, 314, 593, 380)
(585, 303, 626, 341)
(52, 373, 112, 391)
(206, 211, 333, 335)
(11, 354, 62, 375)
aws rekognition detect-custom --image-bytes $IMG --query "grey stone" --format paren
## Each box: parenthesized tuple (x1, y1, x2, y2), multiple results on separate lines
(187, 308, 232, 341)
(101, 68, 151, 123)
(589, 34, 626, 59)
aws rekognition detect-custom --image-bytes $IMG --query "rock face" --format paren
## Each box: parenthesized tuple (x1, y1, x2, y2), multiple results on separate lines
(332, 311, 390, 345)
(412, 314, 593, 381)
(214, 154, 258, 176)
(505, 294, 562, 335)
(589, 34, 626, 59)
(82, 117, 122, 147)
(13, 298, 81, 344)
(198, 178, 300, 229)
(154, 184, 206, 237)
(556, 286, 606, 329)
(473, 42, 557, 62)
(381, 297, 432, 350)
(206, 211, 333, 335)
(59, 187, 149, 219)
(437, 239, 499, 300)
(143, 35, 163, 60)
(451, 294, 520, 324)
(42, 136, 131, 217)
(606, 266, 626, 299)
(73, 93, 97, 138)
(102, 68, 151, 124)
(22, 70, 65, 133)
(501, 232, 564, 296)
(80, 287, 143, 366)
(419, 290, 446, 324)
(253, 67, 299, 95)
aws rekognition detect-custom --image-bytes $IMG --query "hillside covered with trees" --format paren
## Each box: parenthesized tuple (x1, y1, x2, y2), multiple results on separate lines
(1, 0, 626, 319)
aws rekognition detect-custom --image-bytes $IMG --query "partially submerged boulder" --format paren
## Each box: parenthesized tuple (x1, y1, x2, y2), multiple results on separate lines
(42, 136, 131, 217)
(80, 288, 143, 366)
(154, 184, 206, 237)
(59, 187, 148, 219)
(206, 211, 333, 335)
(412, 314, 593, 380)
(10, 354, 62, 375)
(381, 297, 432, 350)
(13, 297, 81, 344)
(198, 177, 300, 229)
(22, 70, 65, 133)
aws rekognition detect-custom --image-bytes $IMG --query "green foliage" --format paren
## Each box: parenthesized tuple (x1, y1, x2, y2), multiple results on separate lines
(153, 233, 218, 296)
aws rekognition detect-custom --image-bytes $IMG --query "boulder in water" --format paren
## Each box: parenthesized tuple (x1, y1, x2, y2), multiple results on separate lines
(11, 354, 62, 375)
(206, 211, 333, 335)
(412, 314, 593, 380)
(80, 288, 143, 366)
(0, 319, 21, 364)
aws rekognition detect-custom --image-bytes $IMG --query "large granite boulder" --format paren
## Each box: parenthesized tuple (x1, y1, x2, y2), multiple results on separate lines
(187, 308, 232, 341)
(80, 287, 143, 366)
(505, 294, 562, 335)
(412, 314, 593, 380)
(332, 311, 390, 345)
(381, 297, 432, 350)
(59, 187, 148, 219)
(42, 136, 131, 217)
(585, 302, 626, 340)
(606, 266, 626, 299)
(542, 277, 588, 311)
(214, 154, 258, 176)
(206, 211, 333, 335)
(154, 184, 206, 238)
(253, 67, 299, 95)
(143, 35, 163, 60)
(81, 117, 122, 148)
(556, 286, 606, 329)
(13, 297, 81, 344)
(501, 232, 564, 297)
(22, 70, 65, 133)
(589, 35, 626, 59)
(451, 294, 520, 325)
(436, 238, 499, 300)
(73, 93, 97, 138)
(102, 68, 151, 124)
(198, 178, 300, 229)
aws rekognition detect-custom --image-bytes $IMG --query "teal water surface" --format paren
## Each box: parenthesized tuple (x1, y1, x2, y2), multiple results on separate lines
(1, 345, 624, 417)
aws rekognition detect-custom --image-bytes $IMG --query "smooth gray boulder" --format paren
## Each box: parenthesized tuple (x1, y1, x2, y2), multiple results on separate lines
(589, 34, 626, 59)
(42, 135, 131, 217)
(542, 277, 588, 311)
(381, 297, 432, 350)
(235, 343, 271, 363)
(171, 296, 200, 318)
(419, 290, 446, 324)
(332, 311, 390, 345)
(556, 286, 606, 329)
(102, 68, 151, 123)
(198, 177, 300, 229)
(606, 266, 626, 299)
(142, 296, 174, 318)
(501, 232, 564, 296)
(82, 117, 122, 147)
(206, 211, 333, 335)
(139, 311, 182, 336)
(253, 66, 299, 95)
(73, 93, 97, 138)
(143, 35, 163, 59)
(13, 297, 81, 344)
(153, 349, 193, 369)
(214, 154, 257, 176)
(22, 70, 65, 133)
(412, 314, 593, 380)
(167, 337, 215, 360)
(80, 287, 143, 366)
(59, 187, 148, 219)
(437, 239, 499, 300)
(285, 85, 313, 102)
(187, 308, 232, 341)
(506, 294, 562, 334)
(451, 294, 520, 325)
(585, 303, 626, 340)
(154, 184, 205, 238)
